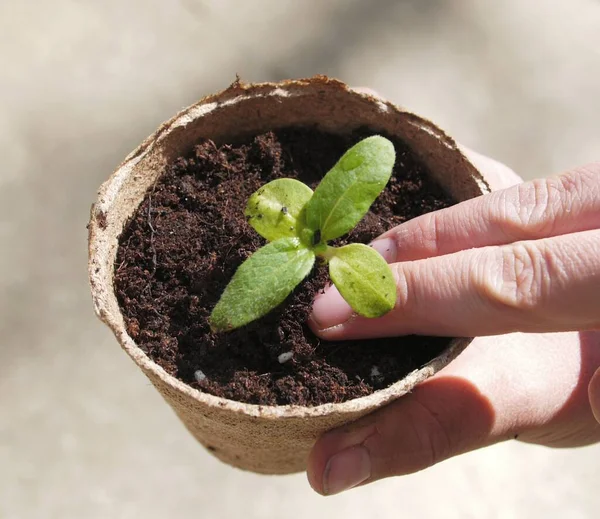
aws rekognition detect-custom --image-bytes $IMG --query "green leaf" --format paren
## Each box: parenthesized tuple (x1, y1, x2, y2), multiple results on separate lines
(245, 178, 313, 242)
(329, 243, 396, 318)
(210, 237, 315, 331)
(305, 136, 395, 242)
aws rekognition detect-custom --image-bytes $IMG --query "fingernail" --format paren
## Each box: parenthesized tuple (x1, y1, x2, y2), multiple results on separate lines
(370, 237, 396, 262)
(590, 368, 600, 424)
(310, 285, 354, 331)
(323, 446, 371, 495)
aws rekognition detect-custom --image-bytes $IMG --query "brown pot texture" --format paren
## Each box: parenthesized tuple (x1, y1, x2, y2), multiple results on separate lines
(88, 76, 490, 475)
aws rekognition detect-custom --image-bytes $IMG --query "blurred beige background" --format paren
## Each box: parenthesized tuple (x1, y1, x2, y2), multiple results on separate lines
(1, 1, 599, 518)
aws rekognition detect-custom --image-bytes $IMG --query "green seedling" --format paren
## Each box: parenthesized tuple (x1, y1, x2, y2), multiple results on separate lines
(210, 135, 397, 331)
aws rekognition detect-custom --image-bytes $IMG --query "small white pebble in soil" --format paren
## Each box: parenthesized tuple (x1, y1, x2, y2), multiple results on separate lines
(370, 366, 381, 379)
(194, 369, 207, 383)
(278, 351, 293, 364)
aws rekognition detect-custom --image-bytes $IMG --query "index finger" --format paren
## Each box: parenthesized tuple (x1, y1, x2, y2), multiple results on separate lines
(372, 164, 600, 263)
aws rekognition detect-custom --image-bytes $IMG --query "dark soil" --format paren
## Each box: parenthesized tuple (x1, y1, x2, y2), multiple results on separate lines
(115, 127, 456, 406)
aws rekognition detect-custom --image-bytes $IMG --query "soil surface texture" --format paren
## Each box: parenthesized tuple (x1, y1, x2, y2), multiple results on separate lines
(115, 127, 456, 406)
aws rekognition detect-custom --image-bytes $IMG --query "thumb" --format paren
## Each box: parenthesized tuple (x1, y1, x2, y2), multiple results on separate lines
(307, 331, 600, 495)
(307, 375, 504, 495)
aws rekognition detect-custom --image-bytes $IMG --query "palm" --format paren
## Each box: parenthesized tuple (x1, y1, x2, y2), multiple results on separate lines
(438, 331, 600, 450)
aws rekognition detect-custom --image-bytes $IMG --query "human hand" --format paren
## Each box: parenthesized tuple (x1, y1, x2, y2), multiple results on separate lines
(306, 141, 600, 495)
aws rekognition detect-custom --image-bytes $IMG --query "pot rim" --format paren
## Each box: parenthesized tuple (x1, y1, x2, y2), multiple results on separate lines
(88, 76, 486, 420)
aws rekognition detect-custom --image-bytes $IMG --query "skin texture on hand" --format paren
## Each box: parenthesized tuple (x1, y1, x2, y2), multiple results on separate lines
(306, 113, 600, 495)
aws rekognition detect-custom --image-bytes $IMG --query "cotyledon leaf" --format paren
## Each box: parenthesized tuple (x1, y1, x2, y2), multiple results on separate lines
(210, 237, 315, 331)
(328, 243, 396, 318)
(245, 178, 313, 242)
(304, 136, 395, 242)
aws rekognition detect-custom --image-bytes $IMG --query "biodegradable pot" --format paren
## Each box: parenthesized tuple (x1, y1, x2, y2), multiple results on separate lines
(88, 77, 490, 475)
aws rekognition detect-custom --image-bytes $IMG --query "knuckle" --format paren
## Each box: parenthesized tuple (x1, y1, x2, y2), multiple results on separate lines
(393, 212, 440, 255)
(557, 165, 600, 214)
(502, 243, 543, 310)
(498, 165, 600, 241)
(500, 179, 557, 239)
(479, 243, 550, 314)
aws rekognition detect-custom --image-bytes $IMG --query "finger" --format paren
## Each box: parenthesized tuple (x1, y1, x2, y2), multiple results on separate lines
(307, 376, 500, 495)
(370, 164, 600, 264)
(307, 331, 600, 495)
(459, 145, 523, 191)
(311, 229, 600, 339)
